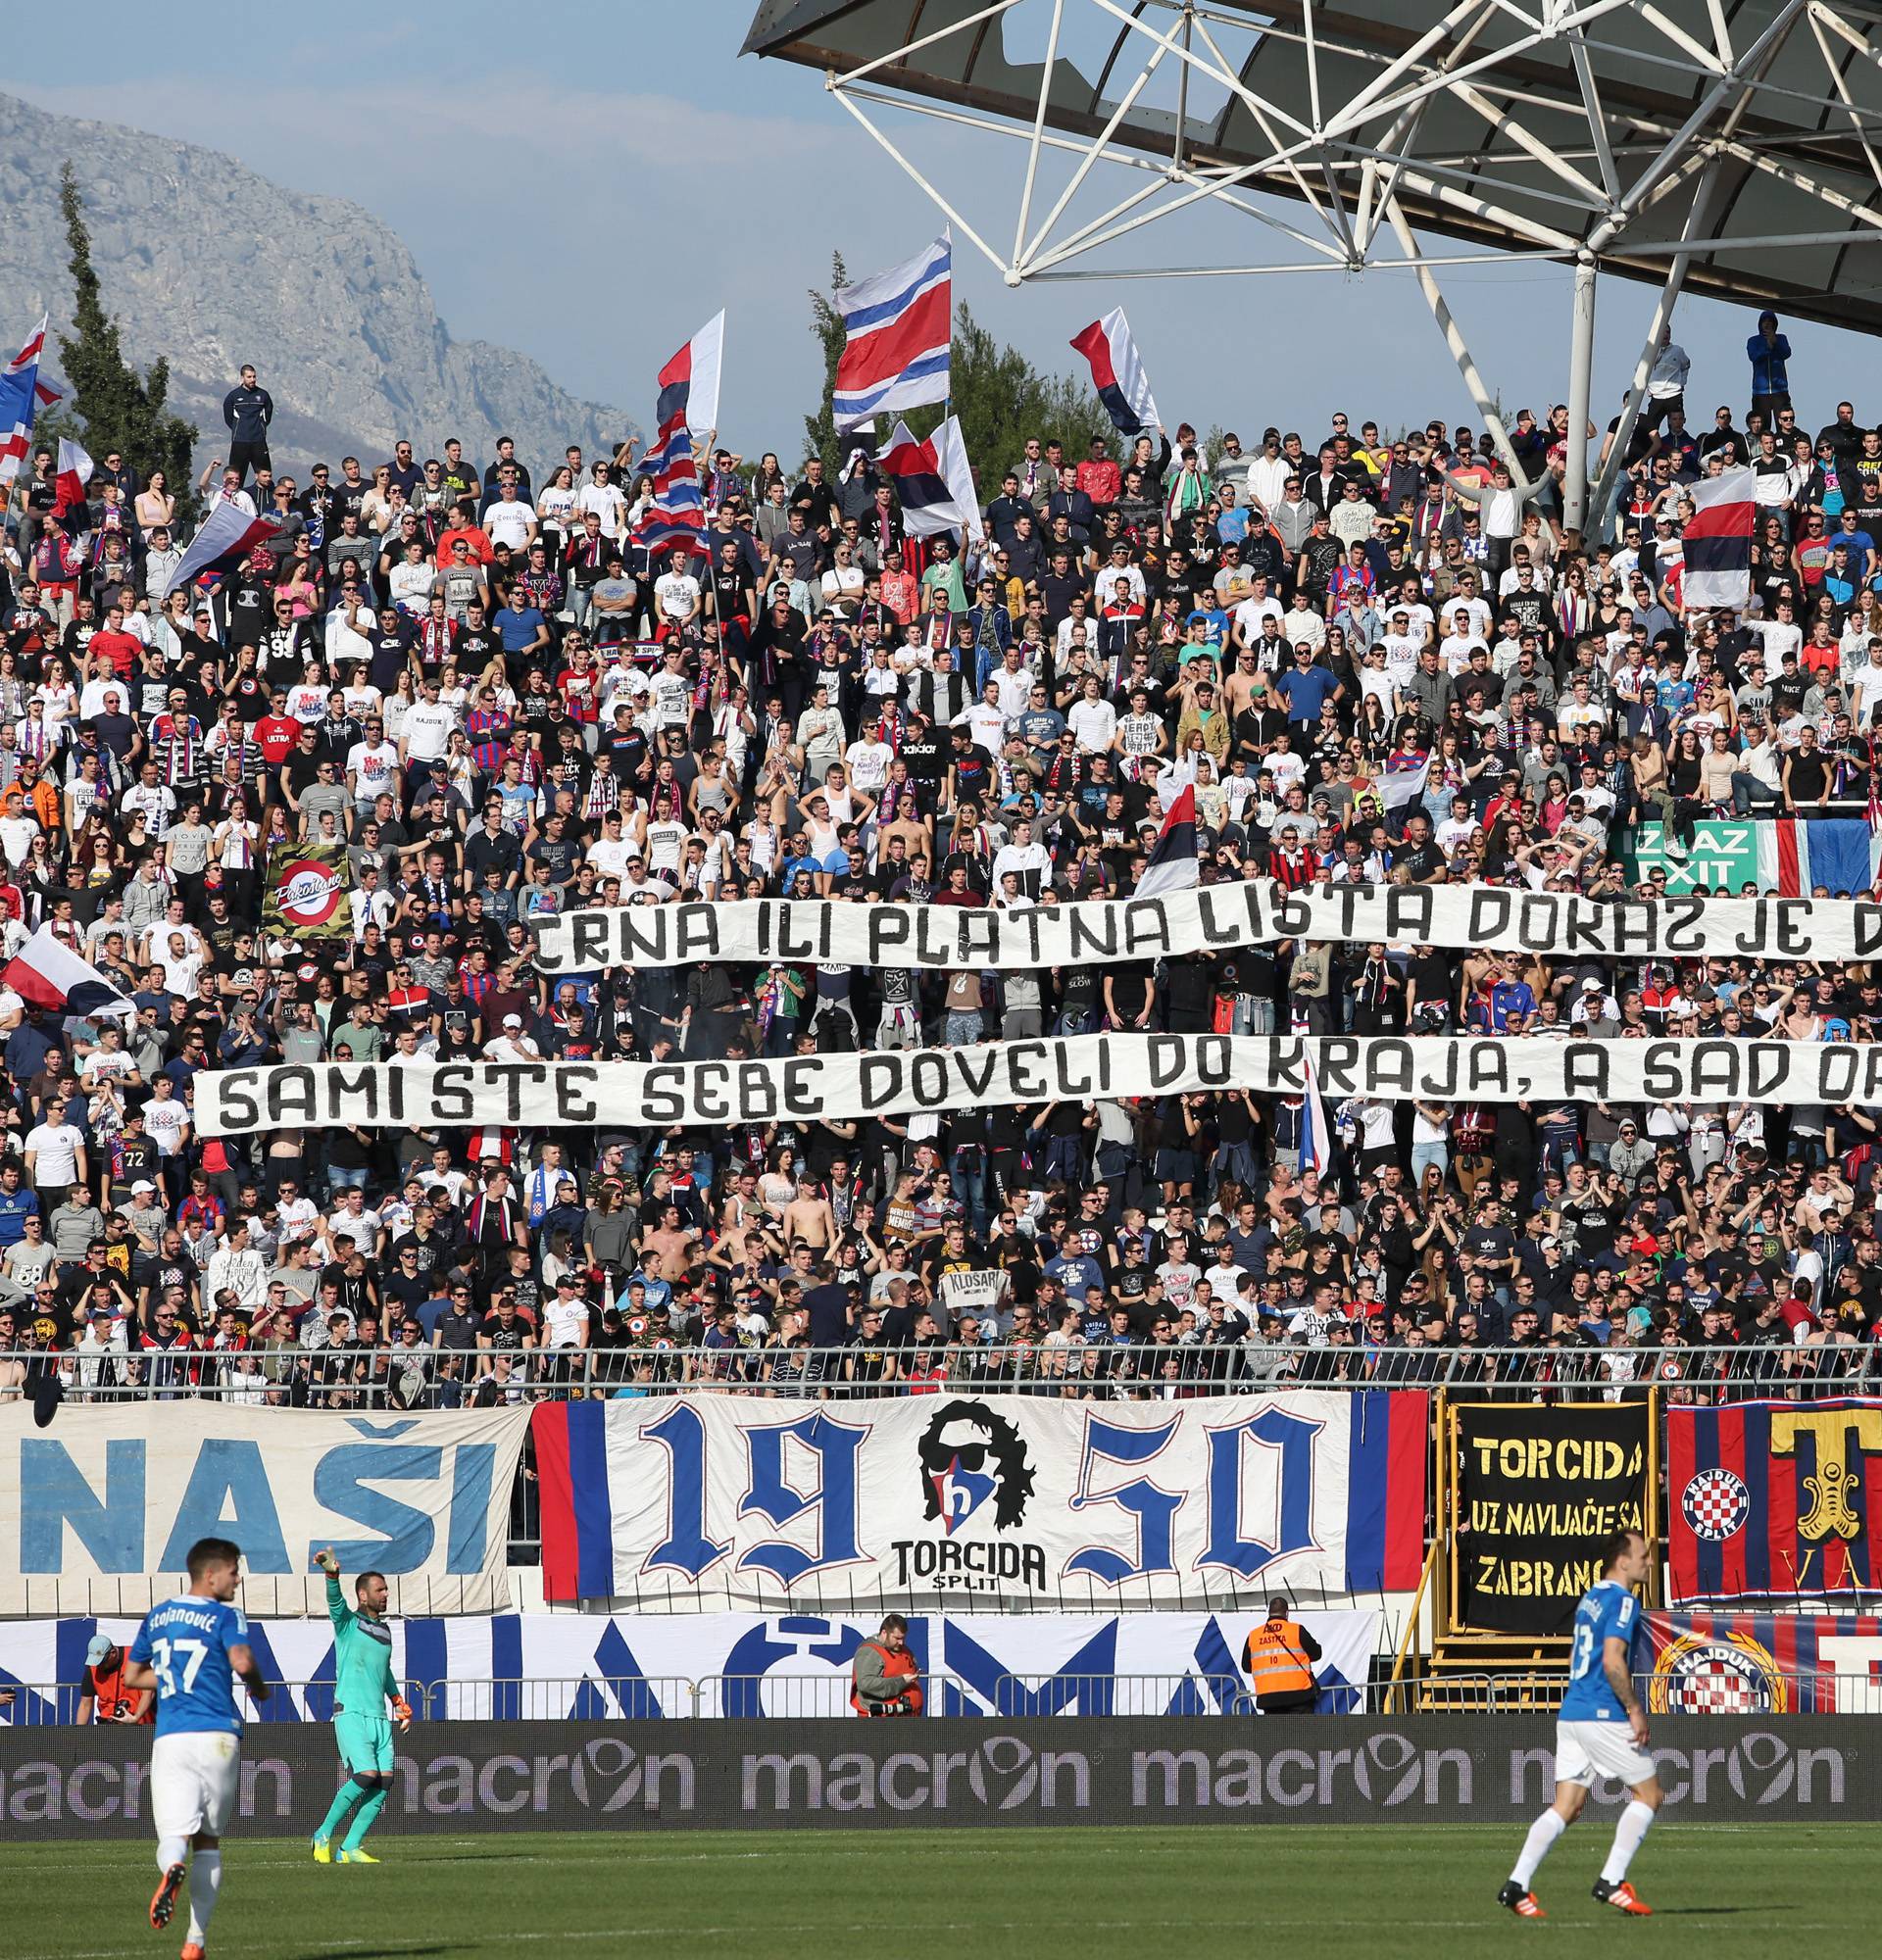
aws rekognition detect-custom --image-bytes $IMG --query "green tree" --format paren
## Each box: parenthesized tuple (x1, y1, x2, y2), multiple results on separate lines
(802, 271, 1114, 499)
(53, 162, 198, 519)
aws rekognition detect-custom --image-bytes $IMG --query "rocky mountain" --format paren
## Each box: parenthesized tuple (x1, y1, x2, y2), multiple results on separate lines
(0, 91, 631, 475)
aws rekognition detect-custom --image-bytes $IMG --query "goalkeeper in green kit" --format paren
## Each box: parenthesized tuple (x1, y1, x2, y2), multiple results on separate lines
(310, 1547, 411, 1865)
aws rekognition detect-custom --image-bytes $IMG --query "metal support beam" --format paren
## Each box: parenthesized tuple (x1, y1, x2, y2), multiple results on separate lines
(1564, 253, 1600, 536)
(1383, 198, 1524, 478)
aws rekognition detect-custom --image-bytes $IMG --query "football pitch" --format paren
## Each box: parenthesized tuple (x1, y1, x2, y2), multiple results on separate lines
(5, 1824, 1874, 1960)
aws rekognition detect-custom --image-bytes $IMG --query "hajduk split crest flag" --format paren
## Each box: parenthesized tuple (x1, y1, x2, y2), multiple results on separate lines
(1070, 308, 1162, 436)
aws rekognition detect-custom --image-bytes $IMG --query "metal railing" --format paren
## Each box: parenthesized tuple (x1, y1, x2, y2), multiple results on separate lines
(4, 1341, 1874, 1403)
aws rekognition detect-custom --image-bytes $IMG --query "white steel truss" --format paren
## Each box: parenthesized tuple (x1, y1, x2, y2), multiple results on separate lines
(748, 0, 1882, 532)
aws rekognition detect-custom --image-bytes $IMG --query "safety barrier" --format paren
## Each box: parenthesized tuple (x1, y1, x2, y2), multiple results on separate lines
(5, 1340, 1874, 1400)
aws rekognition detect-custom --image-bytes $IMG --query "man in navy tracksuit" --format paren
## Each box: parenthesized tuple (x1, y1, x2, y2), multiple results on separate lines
(223, 365, 274, 485)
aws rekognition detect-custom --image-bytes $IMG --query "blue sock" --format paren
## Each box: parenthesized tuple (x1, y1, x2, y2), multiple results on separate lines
(341, 1787, 387, 1851)
(316, 1779, 365, 1842)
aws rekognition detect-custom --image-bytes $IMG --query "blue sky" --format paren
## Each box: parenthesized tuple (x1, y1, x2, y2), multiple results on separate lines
(4, 0, 1866, 462)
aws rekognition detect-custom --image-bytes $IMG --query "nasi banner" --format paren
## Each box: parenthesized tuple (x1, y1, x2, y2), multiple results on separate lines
(1644, 1609, 1882, 1716)
(0, 1405, 530, 1615)
(196, 1034, 1882, 1137)
(0, 1609, 1381, 1725)
(1452, 1402, 1650, 1635)
(530, 1391, 1427, 1607)
(1667, 1398, 1882, 1604)
(531, 881, 1882, 973)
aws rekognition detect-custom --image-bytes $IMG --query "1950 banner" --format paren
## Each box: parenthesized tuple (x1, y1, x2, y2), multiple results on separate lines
(1667, 1399, 1882, 1604)
(530, 1391, 1428, 1607)
(532, 884, 1882, 973)
(0, 1406, 531, 1615)
(197, 1034, 1882, 1136)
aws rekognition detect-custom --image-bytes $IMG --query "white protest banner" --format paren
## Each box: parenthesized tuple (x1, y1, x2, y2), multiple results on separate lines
(939, 1269, 1011, 1319)
(0, 1405, 531, 1616)
(530, 883, 1882, 973)
(192, 1034, 1882, 1138)
(532, 1391, 1427, 1606)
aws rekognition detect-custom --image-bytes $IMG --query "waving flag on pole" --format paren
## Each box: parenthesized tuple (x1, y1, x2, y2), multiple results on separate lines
(0, 314, 63, 486)
(1137, 783, 1198, 900)
(833, 233, 951, 431)
(654, 312, 723, 440)
(53, 438, 93, 519)
(1681, 465, 1754, 611)
(1300, 1051, 1335, 1177)
(1070, 309, 1162, 436)
(632, 421, 710, 562)
(3, 922, 134, 1021)
(164, 503, 288, 596)
(880, 416, 976, 538)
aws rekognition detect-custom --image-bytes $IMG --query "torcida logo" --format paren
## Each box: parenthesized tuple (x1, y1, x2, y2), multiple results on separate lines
(273, 858, 343, 929)
(893, 1398, 1047, 1592)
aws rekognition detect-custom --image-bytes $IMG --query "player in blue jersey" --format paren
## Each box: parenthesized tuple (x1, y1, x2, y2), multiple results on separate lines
(121, 1538, 271, 1960)
(1499, 1528, 1660, 1920)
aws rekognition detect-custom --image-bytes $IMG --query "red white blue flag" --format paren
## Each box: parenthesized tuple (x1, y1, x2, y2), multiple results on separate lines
(1137, 782, 1198, 900)
(0, 315, 63, 486)
(880, 416, 976, 539)
(164, 503, 288, 595)
(633, 420, 709, 562)
(833, 233, 951, 431)
(653, 312, 723, 439)
(1070, 308, 1162, 436)
(53, 438, 92, 519)
(1680, 465, 1754, 611)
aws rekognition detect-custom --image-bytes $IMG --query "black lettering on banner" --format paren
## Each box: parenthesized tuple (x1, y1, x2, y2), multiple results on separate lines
(1562, 899, 1603, 955)
(1267, 1038, 1309, 1092)
(1559, 1044, 1609, 1101)
(777, 907, 823, 961)
(1272, 890, 1312, 938)
(915, 910, 956, 968)
(1662, 896, 1706, 954)
(433, 1065, 474, 1123)
(951, 1049, 999, 1102)
(869, 908, 911, 967)
(1735, 902, 1770, 956)
(782, 1059, 820, 1117)
(1688, 1041, 1753, 1101)
(500, 1066, 548, 1124)
(642, 1067, 684, 1125)
(961, 908, 1001, 965)
(216, 1071, 261, 1133)
(860, 1054, 902, 1110)
(1067, 907, 1120, 962)
(692, 1064, 730, 1121)
(1147, 1035, 1187, 1089)
(1415, 1042, 1459, 1099)
(1464, 1043, 1512, 1098)
(1013, 909, 1044, 969)
(1642, 1044, 1690, 1101)
(1123, 901, 1172, 957)
(1817, 1046, 1858, 1104)
(328, 1067, 381, 1120)
(1514, 894, 1560, 954)
(557, 1070, 599, 1124)
(1857, 904, 1882, 957)
(1362, 1040, 1412, 1097)
(1317, 1039, 1361, 1096)
(1467, 890, 1512, 949)
(1193, 1035, 1232, 1085)
(675, 906, 721, 959)
(1864, 1049, 1882, 1105)
(617, 907, 672, 967)
(1748, 1043, 1791, 1102)
(733, 1061, 776, 1122)
(909, 1054, 949, 1107)
(1384, 887, 1433, 944)
(1196, 884, 1253, 947)
(1610, 905, 1654, 956)
(266, 1065, 319, 1126)
(1052, 1042, 1094, 1097)
(1773, 899, 1810, 956)
(1006, 1042, 1048, 1100)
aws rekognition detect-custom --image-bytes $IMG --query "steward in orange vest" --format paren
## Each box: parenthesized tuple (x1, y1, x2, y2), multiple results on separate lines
(1241, 1597, 1322, 1714)
(78, 1636, 155, 1724)
(851, 1614, 923, 1717)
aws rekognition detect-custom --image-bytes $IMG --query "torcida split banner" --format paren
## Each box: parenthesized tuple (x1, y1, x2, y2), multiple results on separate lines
(530, 884, 1882, 973)
(196, 1034, 1882, 1137)
(529, 1390, 1428, 1607)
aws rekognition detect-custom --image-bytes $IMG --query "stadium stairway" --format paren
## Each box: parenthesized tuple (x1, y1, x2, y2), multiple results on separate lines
(1412, 1637, 1570, 1712)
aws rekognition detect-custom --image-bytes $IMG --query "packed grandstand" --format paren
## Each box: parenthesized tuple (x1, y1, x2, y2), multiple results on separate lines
(0, 308, 1876, 1423)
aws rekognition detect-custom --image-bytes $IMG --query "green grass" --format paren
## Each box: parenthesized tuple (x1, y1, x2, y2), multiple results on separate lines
(5, 1824, 1873, 1959)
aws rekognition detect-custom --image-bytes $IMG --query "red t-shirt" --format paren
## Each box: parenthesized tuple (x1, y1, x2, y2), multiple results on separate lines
(255, 714, 301, 765)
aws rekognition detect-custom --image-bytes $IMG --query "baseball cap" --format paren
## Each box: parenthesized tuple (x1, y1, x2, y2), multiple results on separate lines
(131, 1180, 156, 1194)
(502, 1013, 522, 1029)
(85, 1634, 113, 1667)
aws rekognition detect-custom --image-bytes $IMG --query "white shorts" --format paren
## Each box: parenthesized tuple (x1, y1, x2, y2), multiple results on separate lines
(151, 1730, 242, 1840)
(1555, 1718, 1656, 1790)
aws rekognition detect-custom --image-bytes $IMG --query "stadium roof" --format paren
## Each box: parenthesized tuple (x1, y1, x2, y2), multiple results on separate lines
(742, 0, 1882, 335)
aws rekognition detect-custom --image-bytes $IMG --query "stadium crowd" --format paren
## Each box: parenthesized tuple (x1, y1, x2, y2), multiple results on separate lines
(0, 310, 1879, 1413)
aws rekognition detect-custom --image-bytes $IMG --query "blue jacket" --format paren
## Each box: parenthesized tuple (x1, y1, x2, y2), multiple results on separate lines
(1747, 328, 1792, 397)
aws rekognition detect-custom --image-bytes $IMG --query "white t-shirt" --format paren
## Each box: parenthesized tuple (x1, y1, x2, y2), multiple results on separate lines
(345, 739, 401, 799)
(402, 701, 458, 762)
(25, 1122, 83, 1184)
(143, 1094, 188, 1155)
(655, 571, 701, 622)
(484, 501, 537, 550)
